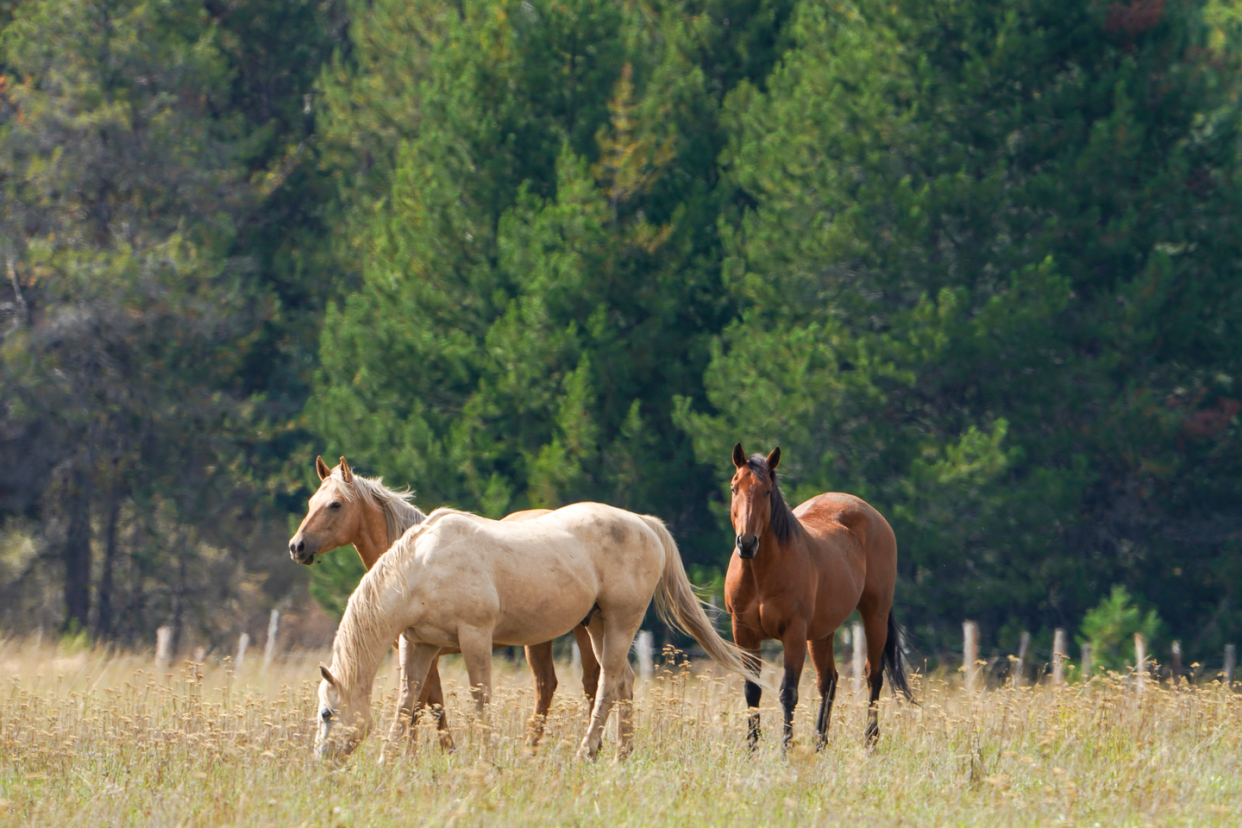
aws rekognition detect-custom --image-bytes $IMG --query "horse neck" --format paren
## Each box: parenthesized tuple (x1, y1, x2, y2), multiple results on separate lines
(350, 482, 426, 570)
(350, 499, 392, 570)
(746, 523, 804, 583)
(335, 576, 411, 694)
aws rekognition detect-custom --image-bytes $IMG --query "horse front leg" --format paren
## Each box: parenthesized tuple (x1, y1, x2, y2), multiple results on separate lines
(778, 626, 808, 753)
(384, 640, 440, 760)
(732, 622, 763, 750)
(457, 626, 495, 747)
(524, 640, 557, 746)
(421, 657, 455, 751)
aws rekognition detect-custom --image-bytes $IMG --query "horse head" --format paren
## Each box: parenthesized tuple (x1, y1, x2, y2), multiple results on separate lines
(315, 662, 372, 761)
(288, 456, 360, 565)
(729, 442, 783, 559)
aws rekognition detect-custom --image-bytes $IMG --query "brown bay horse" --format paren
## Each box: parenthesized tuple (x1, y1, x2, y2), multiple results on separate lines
(725, 444, 913, 750)
(288, 456, 599, 748)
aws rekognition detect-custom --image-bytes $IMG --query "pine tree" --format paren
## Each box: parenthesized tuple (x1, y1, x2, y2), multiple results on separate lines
(681, 0, 1242, 654)
(307, 0, 803, 614)
(0, 0, 279, 639)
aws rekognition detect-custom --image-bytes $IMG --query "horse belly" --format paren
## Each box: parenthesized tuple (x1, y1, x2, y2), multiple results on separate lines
(491, 600, 594, 646)
(490, 549, 600, 646)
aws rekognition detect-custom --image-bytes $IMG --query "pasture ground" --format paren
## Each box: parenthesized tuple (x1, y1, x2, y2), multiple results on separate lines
(0, 636, 1238, 827)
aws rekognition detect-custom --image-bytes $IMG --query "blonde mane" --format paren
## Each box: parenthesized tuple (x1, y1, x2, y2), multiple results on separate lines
(325, 469, 428, 547)
(330, 507, 479, 690)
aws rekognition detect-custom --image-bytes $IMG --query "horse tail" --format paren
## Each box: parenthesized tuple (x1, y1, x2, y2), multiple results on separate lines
(883, 608, 916, 703)
(641, 516, 767, 686)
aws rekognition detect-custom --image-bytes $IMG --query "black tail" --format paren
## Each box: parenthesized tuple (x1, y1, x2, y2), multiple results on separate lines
(883, 608, 916, 703)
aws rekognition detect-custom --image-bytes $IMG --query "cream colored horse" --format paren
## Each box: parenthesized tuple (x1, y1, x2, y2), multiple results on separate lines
(288, 456, 600, 748)
(316, 502, 756, 761)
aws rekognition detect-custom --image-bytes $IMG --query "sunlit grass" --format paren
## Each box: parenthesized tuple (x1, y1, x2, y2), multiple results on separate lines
(1, 636, 1239, 826)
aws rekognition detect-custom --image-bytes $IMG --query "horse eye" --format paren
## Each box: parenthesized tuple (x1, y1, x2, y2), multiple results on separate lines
(328, 502, 341, 510)
(321, 709, 333, 722)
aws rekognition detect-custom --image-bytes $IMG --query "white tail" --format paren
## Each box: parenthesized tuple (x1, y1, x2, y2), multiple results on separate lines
(641, 516, 772, 688)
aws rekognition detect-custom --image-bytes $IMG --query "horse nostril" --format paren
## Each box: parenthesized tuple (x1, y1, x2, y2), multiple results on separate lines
(735, 534, 744, 548)
(296, 540, 306, 553)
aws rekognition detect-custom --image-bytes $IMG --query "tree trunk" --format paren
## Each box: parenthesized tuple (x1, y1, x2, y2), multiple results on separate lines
(171, 534, 188, 656)
(96, 493, 121, 638)
(61, 465, 92, 631)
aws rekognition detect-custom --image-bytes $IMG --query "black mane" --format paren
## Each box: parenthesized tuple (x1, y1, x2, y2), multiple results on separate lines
(747, 454, 798, 544)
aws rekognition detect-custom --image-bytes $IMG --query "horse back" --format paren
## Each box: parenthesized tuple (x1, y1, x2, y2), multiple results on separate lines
(793, 492, 897, 594)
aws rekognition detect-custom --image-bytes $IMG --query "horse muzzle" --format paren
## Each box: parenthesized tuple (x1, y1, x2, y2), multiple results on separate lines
(289, 537, 316, 565)
(736, 534, 759, 559)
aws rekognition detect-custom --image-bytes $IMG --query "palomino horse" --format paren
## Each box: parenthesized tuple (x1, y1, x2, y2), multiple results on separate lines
(315, 503, 758, 761)
(726, 444, 913, 750)
(288, 456, 599, 747)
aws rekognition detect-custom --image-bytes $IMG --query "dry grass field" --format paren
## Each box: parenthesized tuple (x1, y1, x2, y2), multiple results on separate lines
(0, 636, 1239, 827)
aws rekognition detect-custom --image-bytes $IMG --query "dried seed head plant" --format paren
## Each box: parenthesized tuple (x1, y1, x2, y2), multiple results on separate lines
(0, 635, 1239, 826)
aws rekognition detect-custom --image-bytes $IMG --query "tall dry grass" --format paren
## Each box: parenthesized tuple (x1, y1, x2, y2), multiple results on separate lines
(0, 636, 1239, 827)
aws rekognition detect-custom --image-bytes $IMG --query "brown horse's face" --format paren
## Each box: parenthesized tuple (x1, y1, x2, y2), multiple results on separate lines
(729, 443, 780, 559)
(315, 664, 370, 761)
(288, 456, 360, 565)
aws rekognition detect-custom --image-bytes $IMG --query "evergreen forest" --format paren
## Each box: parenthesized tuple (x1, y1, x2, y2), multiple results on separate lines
(2, 0, 1240, 666)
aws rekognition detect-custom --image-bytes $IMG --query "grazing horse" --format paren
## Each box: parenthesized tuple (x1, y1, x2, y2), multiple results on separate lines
(725, 444, 912, 750)
(315, 503, 759, 761)
(288, 456, 600, 748)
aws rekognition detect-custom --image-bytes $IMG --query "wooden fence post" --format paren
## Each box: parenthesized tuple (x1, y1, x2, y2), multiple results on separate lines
(1012, 631, 1030, 690)
(1081, 643, 1092, 683)
(1134, 632, 1147, 695)
(635, 631, 654, 682)
(1225, 644, 1236, 688)
(262, 610, 280, 673)
(963, 621, 979, 692)
(155, 626, 172, 671)
(852, 622, 866, 694)
(1052, 628, 1067, 686)
(235, 632, 249, 672)
(1171, 640, 1182, 688)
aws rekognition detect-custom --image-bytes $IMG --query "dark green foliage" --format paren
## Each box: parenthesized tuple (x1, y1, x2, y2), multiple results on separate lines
(308, 0, 797, 560)
(1, 0, 1238, 667)
(0, 0, 343, 645)
(679, 0, 1242, 656)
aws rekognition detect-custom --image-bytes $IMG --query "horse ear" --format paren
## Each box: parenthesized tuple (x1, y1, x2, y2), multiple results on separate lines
(767, 447, 781, 472)
(732, 443, 746, 469)
(339, 457, 353, 483)
(320, 664, 338, 686)
(315, 455, 330, 481)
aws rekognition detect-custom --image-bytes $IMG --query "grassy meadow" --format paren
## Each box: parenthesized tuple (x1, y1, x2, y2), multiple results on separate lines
(0, 636, 1239, 827)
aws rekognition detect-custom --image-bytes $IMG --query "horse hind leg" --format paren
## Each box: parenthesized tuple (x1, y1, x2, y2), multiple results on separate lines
(525, 640, 557, 747)
(615, 660, 635, 757)
(860, 603, 889, 747)
(576, 609, 643, 761)
(809, 635, 838, 751)
(572, 624, 601, 709)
